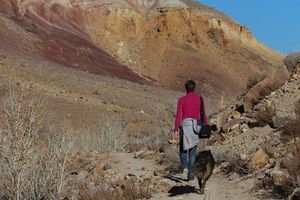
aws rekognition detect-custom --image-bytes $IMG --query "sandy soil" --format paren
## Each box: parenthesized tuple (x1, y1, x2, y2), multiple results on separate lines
(111, 152, 277, 200)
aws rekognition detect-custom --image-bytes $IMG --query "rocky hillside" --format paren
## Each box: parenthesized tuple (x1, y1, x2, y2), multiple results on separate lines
(0, 0, 283, 104)
(0, 1, 298, 199)
(206, 62, 300, 199)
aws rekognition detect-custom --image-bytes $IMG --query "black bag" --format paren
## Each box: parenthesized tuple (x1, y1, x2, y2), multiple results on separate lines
(198, 96, 211, 138)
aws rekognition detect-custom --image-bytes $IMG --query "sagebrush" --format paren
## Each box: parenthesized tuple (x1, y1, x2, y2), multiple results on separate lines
(72, 117, 125, 153)
(283, 52, 300, 72)
(0, 91, 72, 200)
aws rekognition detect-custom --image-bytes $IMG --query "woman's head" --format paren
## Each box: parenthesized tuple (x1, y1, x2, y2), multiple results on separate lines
(185, 80, 196, 93)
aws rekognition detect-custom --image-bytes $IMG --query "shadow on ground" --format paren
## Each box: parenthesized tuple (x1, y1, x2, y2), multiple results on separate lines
(163, 175, 185, 183)
(168, 185, 199, 197)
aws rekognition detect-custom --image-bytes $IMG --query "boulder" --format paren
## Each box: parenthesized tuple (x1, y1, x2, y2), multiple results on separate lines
(221, 118, 243, 133)
(153, 169, 166, 177)
(243, 66, 290, 112)
(228, 111, 242, 120)
(270, 168, 292, 187)
(249, 148, 269, 170)
(227, 172, 240, 181)
(240, 123, 249, 133)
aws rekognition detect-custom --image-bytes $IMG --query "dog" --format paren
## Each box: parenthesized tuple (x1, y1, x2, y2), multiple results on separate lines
(192, 150, 215, 194)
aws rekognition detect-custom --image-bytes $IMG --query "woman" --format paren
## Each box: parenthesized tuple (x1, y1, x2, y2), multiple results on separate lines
(174, 80, 207, 181)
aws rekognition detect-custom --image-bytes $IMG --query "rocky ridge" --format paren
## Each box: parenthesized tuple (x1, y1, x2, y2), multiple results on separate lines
(0, 0, 283, 104)
(206, 63, 300, 199)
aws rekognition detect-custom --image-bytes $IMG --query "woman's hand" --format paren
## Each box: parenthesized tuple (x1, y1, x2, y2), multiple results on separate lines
(174, 131, 180, 140)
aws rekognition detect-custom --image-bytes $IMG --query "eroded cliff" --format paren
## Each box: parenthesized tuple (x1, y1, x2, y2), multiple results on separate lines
(0, 0, 284, 100)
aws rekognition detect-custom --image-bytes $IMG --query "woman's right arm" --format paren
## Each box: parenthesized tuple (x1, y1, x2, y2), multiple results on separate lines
(175, 98, 183, 132)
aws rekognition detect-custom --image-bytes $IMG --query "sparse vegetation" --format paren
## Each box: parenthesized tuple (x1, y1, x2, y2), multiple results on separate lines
(283, 52, 300, 73)
(72, 117, 125, 153)
(281, 118, 300, 139)
(0, 91, 72, 200)
(223, 160, 252, 176)
(78, 177, 152, 200)
(281, 100, 300, 139)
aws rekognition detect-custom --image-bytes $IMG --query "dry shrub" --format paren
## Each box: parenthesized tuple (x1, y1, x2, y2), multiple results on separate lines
(295, 99, 300, 117)
(72, 117, 125, 153)
(221, 160, 252, 176)
(288, 141, 300, 178)
(78, 177, 152, 200)
(281, 118, 300, 139)
(281, 100, 300, 139)
(0, 90, 72, 200)
(126, 125, 172, 152)
(127, 127, 179, 167)
(255, 104, 276, 127)
(283, 52, 300, 73)
(277, 142, 300, 197)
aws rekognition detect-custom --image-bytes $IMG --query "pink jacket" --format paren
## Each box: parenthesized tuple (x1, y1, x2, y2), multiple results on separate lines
(175, 92, 207, 131)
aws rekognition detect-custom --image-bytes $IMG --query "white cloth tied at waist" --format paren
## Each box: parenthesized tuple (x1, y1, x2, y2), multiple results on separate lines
(180, 118, 200, 151)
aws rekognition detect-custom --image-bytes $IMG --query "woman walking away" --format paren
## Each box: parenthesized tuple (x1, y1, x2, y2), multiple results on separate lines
(174, 80, 207, 181)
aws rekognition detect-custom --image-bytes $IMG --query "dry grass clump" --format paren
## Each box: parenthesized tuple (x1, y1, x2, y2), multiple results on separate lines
(283, 52, 300, 73)
(78, 177, 152, 200)
(126, 126, 179, 166)
(0, 91, 72, 200)
(281, 118, 300, 139)
(281, 100, 300, 139)
(126, 125, 171, 152)
(255, 104, 276, 128)
(72, 117, 125, 153)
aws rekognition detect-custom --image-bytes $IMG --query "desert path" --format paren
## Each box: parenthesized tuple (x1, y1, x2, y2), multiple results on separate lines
(111, 152, 275, 200)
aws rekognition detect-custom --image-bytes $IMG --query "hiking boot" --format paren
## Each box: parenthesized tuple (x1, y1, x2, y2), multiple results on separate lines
(181, 168, 188, 180)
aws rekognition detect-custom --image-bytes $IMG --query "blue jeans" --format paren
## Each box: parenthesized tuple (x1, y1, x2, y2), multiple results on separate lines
(179, 130, 197, 180)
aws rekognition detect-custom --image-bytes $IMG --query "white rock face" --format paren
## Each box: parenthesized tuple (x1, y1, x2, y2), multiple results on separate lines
(65, 0, 189, 10)
(126, 0, 189, 10)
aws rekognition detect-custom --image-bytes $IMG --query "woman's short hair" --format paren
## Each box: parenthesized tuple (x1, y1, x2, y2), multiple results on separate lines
(185, 80, 196, 92)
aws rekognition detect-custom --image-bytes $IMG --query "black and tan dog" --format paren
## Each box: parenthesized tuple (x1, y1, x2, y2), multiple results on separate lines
(192, 150, 215, 194)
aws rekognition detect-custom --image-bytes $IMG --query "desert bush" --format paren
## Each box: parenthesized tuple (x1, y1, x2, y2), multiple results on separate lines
(0, 91, 72, 200)
(283, 52, 300, 73)
(255, 104, 276, 128)
(72, 117, 125, 153)
(281, 118, 300, 139)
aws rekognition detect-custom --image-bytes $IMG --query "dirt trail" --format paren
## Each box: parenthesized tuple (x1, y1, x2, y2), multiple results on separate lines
(111, 152, 270, 200)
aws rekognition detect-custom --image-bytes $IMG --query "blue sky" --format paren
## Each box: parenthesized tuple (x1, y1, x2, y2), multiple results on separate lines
(197, 0, 300, 54)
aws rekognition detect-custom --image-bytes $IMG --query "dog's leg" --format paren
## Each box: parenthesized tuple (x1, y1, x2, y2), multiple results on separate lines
(198, 178, 205, 194)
